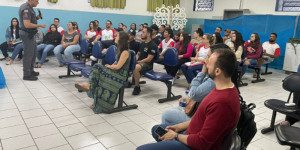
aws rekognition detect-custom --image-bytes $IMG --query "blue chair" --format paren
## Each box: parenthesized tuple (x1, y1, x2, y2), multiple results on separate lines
(248, 50, 265, 83)
(106, 50, 138, 113)
(81, 42, 103, 78)
(298, 64, 300, 74)
(58, 38, 89, 79)
(144, 47, 182, 103)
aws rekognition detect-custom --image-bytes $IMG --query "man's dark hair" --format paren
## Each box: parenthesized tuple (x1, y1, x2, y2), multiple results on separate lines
(94, 20, 99, 23)
(271, 33, 277, 38)
(217, 27, 222, 31)
(54, 18, 60, 22)
(145, 27, 152, 36)
(210, 43, 230, 53)
(151, 24, 159, 31)
(161, 25, 166, 28)
(107, 20, 112, 25)
(165, 28, 174, 38)
(144, 23, 148, 26)
(214, 48, 237, 78)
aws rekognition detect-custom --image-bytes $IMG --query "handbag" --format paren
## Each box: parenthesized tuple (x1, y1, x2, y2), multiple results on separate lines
(184, 98, 198, 117)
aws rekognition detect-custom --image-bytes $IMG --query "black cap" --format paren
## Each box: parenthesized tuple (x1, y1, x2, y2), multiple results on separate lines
(128, 29, 136, 36)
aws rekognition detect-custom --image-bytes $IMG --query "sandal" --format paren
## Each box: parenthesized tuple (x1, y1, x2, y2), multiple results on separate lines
(89, 104, 95, 109)
(6, 60, 13, 65)
(34, 63, 42, 68)
(280, 121, 290, 126)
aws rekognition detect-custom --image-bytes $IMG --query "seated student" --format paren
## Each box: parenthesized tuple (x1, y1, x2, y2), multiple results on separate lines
(94, 20, 116, 42)
(226, 32, 244, 62)
(215, 26, 222, 34)
(158, 25, 166, 40)
(181, 34, 214, 84)
(118, 23, 124, 30)
(143, 23, 148, 28)
(190, 28, 203, 50)
(6, 28, 43, 65)
(261, 33, 280, 65)
(223, 29, 231, 43)
(137, 48, 240, 150)
(48, 18, 64, 34)
(157, 28, 175, 64)
(151, 24, 161, 46)
(224, 30, 237, 44)
(128, 30, 139, 54)
(74, 31, 131, 113)
(242, 33, 263, 77)
(84, 21, 98, 44)
(73, 22, 81, 35)
(165, 32, 193, 83)
(132, 27, 156, 95)
(213, 32, 223, 44)
(34, 24, 62, 68)
(94, 20, 102, 33)
(162, 49, 215, 124)
(0, 18, 22, 61)
(173, 32, 180, 45)
(129, 23, 138, 33)
(122, 25, 127, 32)
(53, 22, 80, 67)
(135, 24, 144, 42)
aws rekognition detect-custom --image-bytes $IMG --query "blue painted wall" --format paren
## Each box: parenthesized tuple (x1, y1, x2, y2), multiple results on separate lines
(0, 6, 154, 42)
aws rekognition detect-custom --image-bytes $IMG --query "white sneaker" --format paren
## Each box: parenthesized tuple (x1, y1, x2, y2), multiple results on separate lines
(90, 56, 97, 61)
(171, 77, 177, 85)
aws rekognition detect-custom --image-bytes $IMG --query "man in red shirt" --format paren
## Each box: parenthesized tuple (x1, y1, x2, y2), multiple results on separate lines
(137, 48, 240, 150)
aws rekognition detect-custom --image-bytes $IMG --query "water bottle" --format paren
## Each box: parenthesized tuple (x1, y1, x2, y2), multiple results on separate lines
(179, 90, 189, 111)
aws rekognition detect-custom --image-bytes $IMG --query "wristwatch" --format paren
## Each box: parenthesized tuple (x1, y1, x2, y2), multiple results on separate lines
(175, 133, 179, 141)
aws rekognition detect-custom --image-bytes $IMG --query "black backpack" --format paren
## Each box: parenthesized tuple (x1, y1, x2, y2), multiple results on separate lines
(237, 95, 257, 150)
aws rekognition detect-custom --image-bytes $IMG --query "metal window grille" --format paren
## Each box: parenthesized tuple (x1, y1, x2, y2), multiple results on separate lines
(276, 0, 300, 12)
(193, 0, 214, 11)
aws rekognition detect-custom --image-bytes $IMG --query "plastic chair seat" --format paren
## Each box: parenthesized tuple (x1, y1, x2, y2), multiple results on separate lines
(248, 65, 260, 69)
(144, 70, 173, 81)
(69, 63, 87, 71)
(62, 59, 84, 66)
(275, 125, 300, 148)
(264, 99, 300, 114)
(81, 67, 92, 78)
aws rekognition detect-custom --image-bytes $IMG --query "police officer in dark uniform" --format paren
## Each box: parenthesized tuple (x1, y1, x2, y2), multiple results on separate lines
(19, 0, 46, 81)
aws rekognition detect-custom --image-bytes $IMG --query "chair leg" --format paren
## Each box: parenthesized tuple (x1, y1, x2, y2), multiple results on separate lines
(105, 86, 138, 114)
(252, 68, 265, 83)
(261, 110, 277, 134)
(237, 70, 248, 87)
(261, 64, 272, 75)
(158, 80, 182, 103)
(58, 65, 82, 79)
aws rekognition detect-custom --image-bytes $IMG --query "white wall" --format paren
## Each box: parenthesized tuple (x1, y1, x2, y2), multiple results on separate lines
(183, 0, 300, 19)
(0, 0, 154, 16)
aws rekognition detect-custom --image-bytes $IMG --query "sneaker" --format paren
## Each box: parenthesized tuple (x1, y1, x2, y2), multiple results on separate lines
(23, 75, 38, 81)
(132, 86, 141, 95)
(171, 77, 177, 85)
(31, 71, 39, 76)
(90, 56, 97, 61)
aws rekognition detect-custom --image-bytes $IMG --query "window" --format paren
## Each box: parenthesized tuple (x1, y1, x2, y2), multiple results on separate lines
(90, 0, 126, 9)
(193, 0, 214, 12)
(147, 0, 180, 12)
(276, 0, 300, 12)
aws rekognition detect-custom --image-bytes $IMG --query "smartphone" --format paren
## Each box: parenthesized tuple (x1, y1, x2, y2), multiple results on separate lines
(154, 126, 168, 137)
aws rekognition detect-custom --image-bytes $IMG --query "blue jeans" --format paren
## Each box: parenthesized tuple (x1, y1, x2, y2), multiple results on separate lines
(10, 43, 24, 60)
(162, 106, 191, 124)
(137, 124, 190, 150)
(37, 44, 55, 65)
(53, 44, 80, 65)
(242, 59, 258, 76)
(181, 63, 203, 84)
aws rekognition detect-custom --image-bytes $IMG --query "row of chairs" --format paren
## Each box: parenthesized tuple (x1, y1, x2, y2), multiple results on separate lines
(261, 65, 300, 149)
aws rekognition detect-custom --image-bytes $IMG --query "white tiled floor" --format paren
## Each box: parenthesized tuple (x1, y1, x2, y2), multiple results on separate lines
(0, 56, 297, 150)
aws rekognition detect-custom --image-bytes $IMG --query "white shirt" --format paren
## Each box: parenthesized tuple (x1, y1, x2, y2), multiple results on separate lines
(57, 26, 64, 33)
(197, 44, 210, 60)
(100, 29, 115, 41)
(262, 41, 280, 62)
